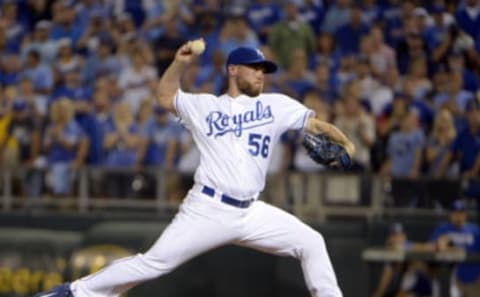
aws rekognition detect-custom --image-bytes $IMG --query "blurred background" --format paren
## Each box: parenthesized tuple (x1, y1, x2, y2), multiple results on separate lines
(1, 0, 480, 296)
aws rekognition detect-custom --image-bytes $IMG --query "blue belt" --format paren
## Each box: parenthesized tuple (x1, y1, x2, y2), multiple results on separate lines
(201, 186, 254, 209)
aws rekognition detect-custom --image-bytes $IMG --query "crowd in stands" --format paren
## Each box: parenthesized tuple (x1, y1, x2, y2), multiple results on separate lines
(0, 0, 480, 200)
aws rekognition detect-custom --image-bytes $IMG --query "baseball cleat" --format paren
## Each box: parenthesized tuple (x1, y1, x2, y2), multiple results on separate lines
(34, 283, 73, 297)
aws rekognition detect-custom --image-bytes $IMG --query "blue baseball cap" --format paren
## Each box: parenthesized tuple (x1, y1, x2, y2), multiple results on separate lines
(450, 200, 466, 212)
(226, 47, 278, 74)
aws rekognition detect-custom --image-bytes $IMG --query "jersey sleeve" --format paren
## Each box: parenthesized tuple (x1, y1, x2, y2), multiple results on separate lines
(173, 89, 201, 129)
(276, 94, 314, 132)
(429, 223, 448, 242)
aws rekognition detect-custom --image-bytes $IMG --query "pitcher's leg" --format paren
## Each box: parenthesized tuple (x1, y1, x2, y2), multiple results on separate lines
(236, 201, 342, 297)
(71, 196, 235, 297)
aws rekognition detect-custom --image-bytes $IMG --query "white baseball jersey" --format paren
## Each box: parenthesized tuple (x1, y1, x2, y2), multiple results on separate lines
(174, 89, 313, 199)
(69, 89, 343, 297)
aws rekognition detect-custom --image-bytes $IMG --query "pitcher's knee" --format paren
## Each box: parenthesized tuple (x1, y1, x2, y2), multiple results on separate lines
(298, 231, 327, 258)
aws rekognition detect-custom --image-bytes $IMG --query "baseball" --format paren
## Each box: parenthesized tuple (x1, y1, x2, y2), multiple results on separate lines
(190, 39, 205, 55)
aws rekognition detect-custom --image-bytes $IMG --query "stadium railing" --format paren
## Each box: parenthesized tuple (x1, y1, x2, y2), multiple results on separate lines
(0, 166, 477, 221)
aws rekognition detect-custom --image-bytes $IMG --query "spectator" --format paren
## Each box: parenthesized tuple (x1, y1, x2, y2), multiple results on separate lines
(118, 49, 157, 115)
(0, 100, 42, 198)
(0, 1, 25, 53)
(274, 48, 315, 99)
(136, 99, 153, 134)
(427, 200, 480, 297)
(23, 1, 50, 30)
(368, 25, 397, 77)
(219, 14, 260, 59)
(268, 1, 316, 69)
(0, 54, 21, 87)
(396, 31, 430, 76)
(384, 0, 416, 47)
(140, 105, 180, 169)
(142, 0, 194, 42)
(298, 0, 325, 35)
(402, 57, 432, 101)
(372, 223, 437, 297)
(110, 13, 137, 49)
(103, 102, 144, 198)
(313, 60, 337, 104)
(21, 20, 58, 65)
(433, 72, 474, 118)
(43, 98, 88, 196)
(455, 0, 480, 51)
(15, 77, 48, 120)
(21, 50, 53, 94)
(85, 87, 112, 166)
(195, 49, 226, 95)
(447, 51, 479, 93)
(74, 0, 111, 31)
(355, 55, 381, 102)
(0, 100, 38, 166)
(51, 70, 92, 119)
(438, 99, 480, 204)
(382, 109, 424, 179)
(53, 38, 84, 84)
(334, 81, 375, 171)
(312, 32, 341, 72)
(361, 0, 382, 26)
(322, 0, 352, 34)
(50, 1, 83, 44)
(190, 11, 221, 67)
(334, 54, 357, 95)
(153, 17, 186, 76)
(334, 4, 370, 55)
(82, 40, 122, 87)
(432, 24, 479, 70)
(246, 0, 281, 44)
(373, 223, 410, 297)
(76, 13, 114, 54)
(425, 109, 457, 177)
(391, 82, 434, 130)
(424, 4, 454, 51)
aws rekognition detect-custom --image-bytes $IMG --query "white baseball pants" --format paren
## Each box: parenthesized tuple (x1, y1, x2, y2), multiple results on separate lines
(71, 185, 342, 297)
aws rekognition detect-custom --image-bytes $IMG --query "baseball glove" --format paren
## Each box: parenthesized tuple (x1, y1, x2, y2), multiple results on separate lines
(302, 133, 352, 169)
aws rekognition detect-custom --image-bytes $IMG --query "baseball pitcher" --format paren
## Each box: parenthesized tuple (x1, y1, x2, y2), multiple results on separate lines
(35, 40, 355, 297)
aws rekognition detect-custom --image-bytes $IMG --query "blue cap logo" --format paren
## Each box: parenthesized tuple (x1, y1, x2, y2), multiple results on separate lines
(226, 47, 278, 74)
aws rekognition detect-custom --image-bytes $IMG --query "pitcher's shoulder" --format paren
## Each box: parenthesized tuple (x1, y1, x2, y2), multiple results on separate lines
(258, 92, 292, 102)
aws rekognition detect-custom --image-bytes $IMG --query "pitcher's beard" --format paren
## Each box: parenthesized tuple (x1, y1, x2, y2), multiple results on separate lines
(237, 77, 263, 97)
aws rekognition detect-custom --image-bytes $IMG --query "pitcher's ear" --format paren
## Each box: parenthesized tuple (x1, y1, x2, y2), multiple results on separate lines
(227, 64, 238, 76)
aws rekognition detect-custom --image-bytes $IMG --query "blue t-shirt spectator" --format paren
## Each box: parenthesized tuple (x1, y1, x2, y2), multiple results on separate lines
(83, 113, 112, 165)
(21, 63, 53, 92)
(451, 126, 480, 173)
(387, 128, 425, 177)
(142, 113, 182, 166)
(45, 120, 85, 164)
(104, 122, 140, 167)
